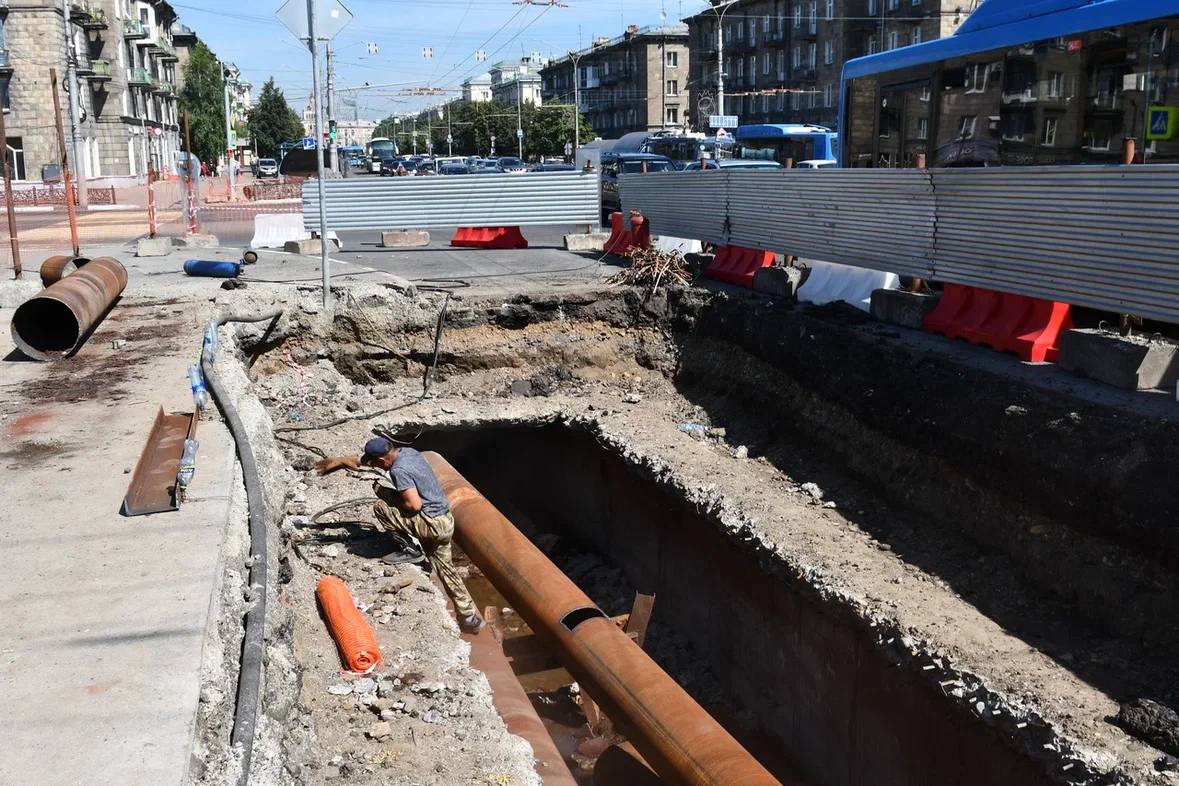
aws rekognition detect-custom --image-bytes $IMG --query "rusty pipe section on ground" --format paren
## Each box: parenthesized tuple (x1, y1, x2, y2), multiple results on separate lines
(38, 254, 90, 286)
(424, 452, 786, 786)
(11, 256, 127, 360)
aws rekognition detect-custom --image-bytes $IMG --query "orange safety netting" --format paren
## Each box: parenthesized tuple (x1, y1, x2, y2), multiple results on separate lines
(316, 576, 383, 673)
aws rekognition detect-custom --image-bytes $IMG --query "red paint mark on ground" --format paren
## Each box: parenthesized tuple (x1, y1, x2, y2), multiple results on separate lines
(84, 681, 117, 696)
(5, 412, 52, 438)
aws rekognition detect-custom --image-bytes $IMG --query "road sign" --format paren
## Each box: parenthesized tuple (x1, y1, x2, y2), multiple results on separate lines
(517, 128, 524, 139)
(276, 0, 353, 42)
(301, 137, 316, 150)
(564, 142, 573, 155)
(709, 115, 738, 129)
(1147, 106, 1179, 140)
(446, 134, 453, 145)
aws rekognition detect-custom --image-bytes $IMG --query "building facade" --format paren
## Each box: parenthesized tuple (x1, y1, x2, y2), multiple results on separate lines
(461, 73, 492, 103)
(540, 24, 690, 137)
(686, 0, 966, 132)
(489, 55, 547, 106)
(0, 0, 186, 184)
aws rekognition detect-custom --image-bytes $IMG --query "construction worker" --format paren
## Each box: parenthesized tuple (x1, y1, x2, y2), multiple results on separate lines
(315, 438, 484, 633)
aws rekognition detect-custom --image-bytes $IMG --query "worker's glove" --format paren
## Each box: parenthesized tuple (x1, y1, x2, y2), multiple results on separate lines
(314, 457, 343, 475)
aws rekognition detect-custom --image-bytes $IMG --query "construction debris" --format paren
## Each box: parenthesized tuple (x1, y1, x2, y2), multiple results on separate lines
(608, 246, 691, 294)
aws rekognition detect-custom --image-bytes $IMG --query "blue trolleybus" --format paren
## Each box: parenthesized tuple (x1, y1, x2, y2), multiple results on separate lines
(839, 0, 1179, 167)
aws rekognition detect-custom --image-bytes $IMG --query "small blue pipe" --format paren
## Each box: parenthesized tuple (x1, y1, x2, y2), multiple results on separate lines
(184, 259, 243, 278)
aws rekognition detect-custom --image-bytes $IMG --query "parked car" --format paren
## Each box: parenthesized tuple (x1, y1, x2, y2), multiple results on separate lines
(378, 155, 404, 176)
(682, 159, 784, 171)
(256, 158, 279, 178)
(440, 163, 471, 175)
(795, 159, 838, 169)
(531, 162, 575, 172)
(495, 156, 527, 173)
(472, 165, 501, 175)
(599, 153, 677, 221)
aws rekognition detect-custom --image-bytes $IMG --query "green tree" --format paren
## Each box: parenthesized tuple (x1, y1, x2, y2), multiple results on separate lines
(384, 100, 593, 159)
(177, 41, 226, 168)
(248, 79, 305, 158)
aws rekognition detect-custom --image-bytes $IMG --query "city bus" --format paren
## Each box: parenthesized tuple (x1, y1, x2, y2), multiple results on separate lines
(839, 0, 1179, 167)
(641, 134, 732, 165)
(733, 124, 839, 166)
(366, 137, 396, 173)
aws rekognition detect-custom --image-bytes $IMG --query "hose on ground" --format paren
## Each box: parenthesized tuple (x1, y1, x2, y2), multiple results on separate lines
(201, 310, 282, 786)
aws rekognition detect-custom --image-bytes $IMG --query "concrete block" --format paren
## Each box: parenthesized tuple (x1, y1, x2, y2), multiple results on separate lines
(381, 230, 430, 248)
(564, 232, 611, 252)
(173, 233, 220, 249)
(284, 237, 341, 254)
(1058, 329, 1179, 390)
(753, 266, 804, 299)
(870, 289, 941, 330)
(136, 237, 172, 257)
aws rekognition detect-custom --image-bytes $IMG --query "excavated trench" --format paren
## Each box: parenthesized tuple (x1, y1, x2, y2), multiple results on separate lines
(237, 285, 1179, 786)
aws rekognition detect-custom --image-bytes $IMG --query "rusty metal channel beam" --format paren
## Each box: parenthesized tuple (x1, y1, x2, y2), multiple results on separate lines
(425, 452, 788, 786)
(10, 256, 127, 360)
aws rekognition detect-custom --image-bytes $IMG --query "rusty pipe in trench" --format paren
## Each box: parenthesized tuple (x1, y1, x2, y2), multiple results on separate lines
(11, 256, 126, 360)
(424, 452, 785, 786)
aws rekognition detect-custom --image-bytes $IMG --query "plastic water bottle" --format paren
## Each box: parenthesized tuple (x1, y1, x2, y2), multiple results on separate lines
(202, 321, 218, 365)
(188, 363, 208, 412)
(177, 438, 198, 500)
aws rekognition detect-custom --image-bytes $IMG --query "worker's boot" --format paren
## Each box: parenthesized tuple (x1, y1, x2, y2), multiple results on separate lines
(381, 534, 426, 566)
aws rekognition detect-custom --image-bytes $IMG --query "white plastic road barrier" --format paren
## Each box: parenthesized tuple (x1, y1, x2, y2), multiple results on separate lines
(654, 235, 703, 255)
(251, 213, 310, 248)
(797, 259, 900, 312)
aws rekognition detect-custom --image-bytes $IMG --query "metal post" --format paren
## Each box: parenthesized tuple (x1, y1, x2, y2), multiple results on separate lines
(412, 117, 417, 156)
(139, 116, 148, 181)
(660, 34, 666, 129)
(517, 82, 524, 159)
(50, 69, 80, 257)
(572, 51, 581, 151)
(223, 67, 236, 200)
(62, 0, 89, 211)
(0, 102, 22, 278)
(715, 6, 726, 117)
(447, 103, 452, 156)
(147, 165, 156, 238)
(307, 0, 330, 308)
(183, 110, 198, 234)
(326, 42, 338, 171)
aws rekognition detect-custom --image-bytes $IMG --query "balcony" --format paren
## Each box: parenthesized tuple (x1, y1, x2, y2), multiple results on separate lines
(86, 60, 113, 82)
(0, 47, 12, 75)
(153, 81, 174, 97)
(124, 19, 147, 39)
(128, 67, 153, 86)
(78, 9, 107, 29)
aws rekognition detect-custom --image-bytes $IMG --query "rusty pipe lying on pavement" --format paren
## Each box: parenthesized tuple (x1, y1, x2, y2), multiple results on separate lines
(38, 254, 90, 287)
(11, 256, 127, 360)
(424, 452, 786, 786)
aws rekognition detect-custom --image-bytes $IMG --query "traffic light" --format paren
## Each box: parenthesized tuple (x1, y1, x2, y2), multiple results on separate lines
(329, 119, 338, 141)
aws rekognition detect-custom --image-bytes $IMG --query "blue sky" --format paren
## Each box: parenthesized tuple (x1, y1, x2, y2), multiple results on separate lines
(170, 0, 703, 120)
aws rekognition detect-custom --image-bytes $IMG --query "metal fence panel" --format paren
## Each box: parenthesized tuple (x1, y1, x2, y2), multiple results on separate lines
(302, 171, 601, 231)
(619, 172, 729, 244)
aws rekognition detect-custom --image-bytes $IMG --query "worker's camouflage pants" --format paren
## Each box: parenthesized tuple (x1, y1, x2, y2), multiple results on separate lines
(373, 492, 477, 620)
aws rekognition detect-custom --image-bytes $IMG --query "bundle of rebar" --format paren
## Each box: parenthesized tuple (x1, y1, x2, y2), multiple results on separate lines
(608, 246, 691, 294)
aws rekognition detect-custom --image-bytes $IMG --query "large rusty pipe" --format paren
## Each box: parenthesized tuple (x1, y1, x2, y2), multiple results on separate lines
(38, 254, 91, 287)
(11, 256, 127, 360)
(464, 623, 579, 786)
(424, 453, 788, 786)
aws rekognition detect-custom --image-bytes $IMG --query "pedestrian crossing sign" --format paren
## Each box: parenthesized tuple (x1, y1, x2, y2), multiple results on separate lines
(1146, 106, 1179, 140)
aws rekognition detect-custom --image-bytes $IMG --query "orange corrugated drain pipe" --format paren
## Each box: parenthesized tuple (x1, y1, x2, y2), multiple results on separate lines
(317, 576, 383, 673)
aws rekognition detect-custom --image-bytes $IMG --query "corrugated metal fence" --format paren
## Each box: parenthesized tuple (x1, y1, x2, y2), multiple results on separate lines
(303, 171, 600, 231)
(620, 165, 1179, 322)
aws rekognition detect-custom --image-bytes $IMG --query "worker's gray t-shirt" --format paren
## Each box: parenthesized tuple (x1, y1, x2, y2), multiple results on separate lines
(386, 448, 450, 518)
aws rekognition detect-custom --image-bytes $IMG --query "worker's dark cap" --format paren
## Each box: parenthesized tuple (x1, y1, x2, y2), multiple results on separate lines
(362, 437, 395, 460)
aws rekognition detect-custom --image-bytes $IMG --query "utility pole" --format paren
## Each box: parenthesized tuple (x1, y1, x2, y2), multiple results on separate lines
(306, 0, 330, 307)
(517, 81, 524, 159)
(326, 42, 338, 170)
(62, 0, 89, 210)
(711, 2, 734, 118)
(223, 66, 235, 199)
(50, 69, 80, 257)
(412, 116, 417, 155)
(568, 49, 582, 152)
(447, 103, 452, 156)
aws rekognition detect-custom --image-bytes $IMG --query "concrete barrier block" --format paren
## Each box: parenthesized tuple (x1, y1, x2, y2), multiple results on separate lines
(753, 266, 804, 299)
(564, 232, 611, 252)
(870, 289, 942, 330)
(284, 237, 341, 255)
(799, 259, 900, 313)
(251, 213, 310, 249)
(381, 230, 430, 248)
(654, 235, 704, 255)
(173, 233, 220, 249)
(136, 237, 172, 257)
(1058, 329, 1179, 390)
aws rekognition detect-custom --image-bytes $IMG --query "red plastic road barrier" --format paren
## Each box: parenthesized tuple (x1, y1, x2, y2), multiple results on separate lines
(316, 576, 383, 673)
(603, 211, 652, 255)
(450, 226, 529, 249)
(923, 283, 1073, 362)
(704, 245, 775, 288)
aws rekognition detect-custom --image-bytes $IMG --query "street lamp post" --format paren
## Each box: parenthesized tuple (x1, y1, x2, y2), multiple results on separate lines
(517, 81, 524, 159)
(707, 0, 737, 118)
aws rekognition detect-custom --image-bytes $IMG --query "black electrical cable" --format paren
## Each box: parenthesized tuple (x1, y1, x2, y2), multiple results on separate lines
(200, 310, 282, 786)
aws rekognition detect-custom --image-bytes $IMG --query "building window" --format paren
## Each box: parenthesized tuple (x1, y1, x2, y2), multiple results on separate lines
(910, 26, 922, 45)
(763, 52, 771, 74)
(6, 136, 24, 181)
(794, 5, 802, 27)
(777, 50, 786, 78)
(888, 30, 899, 50)
(792, 92, 800, 110)
(666, 50, 678, 68)
(959, 115, 977, 138)
(737, 22, 743, 40)
(920, 85, 931, 101)
(0, 76, 9, 111)
(824, 83, 833, 107)
(666, 79, 678, 95)
(917, 116, 929, 139)
(824, 40, 834, 64)
(777, 91, 785, 111)
(808, 90, 816, 108)
(826, 0, 834, 20)
(808, 1, 817, 29)
(869, 0, 877, 13)
(793, 47, 801, 68)
(808, 42, 816, 67)
(965, 63, 988, 93)
(763, 14, 771, 32)
(888, 0, 899, 9)
(868, 35, 878, 54)
(1042, 116, 1058, 146)
(738, 59, 745, 79)
(1047, 70, 1063, 98)
(762, 94, 769, 112)
(666, 106, 678, 124)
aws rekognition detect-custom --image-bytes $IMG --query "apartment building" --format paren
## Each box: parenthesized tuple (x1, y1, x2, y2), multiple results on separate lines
(461, 73, 492, 103)
(0, 0, 184, 183)
(686, 0, 968, 132)
(540, 24, 690, 137)
(489, 55, 546, 106)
